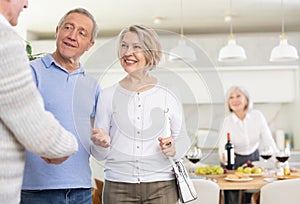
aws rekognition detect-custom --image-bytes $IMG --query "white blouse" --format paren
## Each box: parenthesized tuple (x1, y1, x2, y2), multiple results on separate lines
(92, 82, 190, 183)
(218, 109, 278, 161)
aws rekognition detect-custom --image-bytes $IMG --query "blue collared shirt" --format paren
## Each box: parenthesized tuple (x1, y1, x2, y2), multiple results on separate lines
(22, 54, 101, 189)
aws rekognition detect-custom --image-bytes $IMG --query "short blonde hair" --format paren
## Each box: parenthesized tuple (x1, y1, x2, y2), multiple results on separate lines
(117, 25, 162, 70)
(226, 85, 253, 113)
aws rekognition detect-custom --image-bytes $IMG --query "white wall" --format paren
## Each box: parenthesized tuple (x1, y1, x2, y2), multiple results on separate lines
(28, 32, 300, 181)
(29, 32, 300, 149)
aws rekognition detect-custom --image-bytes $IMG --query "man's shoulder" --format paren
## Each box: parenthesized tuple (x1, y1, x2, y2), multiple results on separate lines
(30, 55, 47, 69)
(83, 72, 98, 81)
(80, 72, 101, 87)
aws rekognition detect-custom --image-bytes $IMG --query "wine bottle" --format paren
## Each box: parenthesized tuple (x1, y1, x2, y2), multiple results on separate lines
(225, 132, 235, 170)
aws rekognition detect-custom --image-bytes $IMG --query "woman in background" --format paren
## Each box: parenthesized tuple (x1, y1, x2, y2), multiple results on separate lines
(91, 25, 191, 203)
(218, 85, 278, 204)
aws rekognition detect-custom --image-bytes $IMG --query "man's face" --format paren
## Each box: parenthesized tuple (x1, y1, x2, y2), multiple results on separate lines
(55, 12, 94, 62)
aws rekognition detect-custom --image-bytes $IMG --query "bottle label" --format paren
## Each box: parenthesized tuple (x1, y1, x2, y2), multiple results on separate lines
(230, 149, 235, 165)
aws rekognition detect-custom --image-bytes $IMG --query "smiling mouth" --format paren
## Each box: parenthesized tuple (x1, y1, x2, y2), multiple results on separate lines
(64, 41, 76, 48)
(124, 59, 137, 64)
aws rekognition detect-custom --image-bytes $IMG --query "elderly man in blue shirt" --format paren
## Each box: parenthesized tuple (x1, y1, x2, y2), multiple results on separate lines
(21, 8, 100, 204)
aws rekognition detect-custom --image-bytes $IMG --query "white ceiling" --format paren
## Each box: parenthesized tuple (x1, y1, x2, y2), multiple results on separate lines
(19, 0, 300, 39)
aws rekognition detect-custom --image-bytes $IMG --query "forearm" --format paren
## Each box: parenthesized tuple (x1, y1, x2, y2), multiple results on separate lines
(0, 39, 78, 158)
(91, 144, 110, 160)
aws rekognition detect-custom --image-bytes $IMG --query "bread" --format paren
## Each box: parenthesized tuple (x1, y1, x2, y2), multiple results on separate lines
(226, 172, 250, 179)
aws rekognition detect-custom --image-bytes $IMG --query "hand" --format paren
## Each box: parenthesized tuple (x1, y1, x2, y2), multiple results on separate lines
(158, 136, 176, 157)
(91, 128, 110, 148)
(41, 156, 69, 165)
(221, 153, 226, 165)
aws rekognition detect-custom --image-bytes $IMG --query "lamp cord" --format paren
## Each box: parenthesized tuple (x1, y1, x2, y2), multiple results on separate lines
(281, 0, 285, 36)
(180, 0, 183, 38)
(229, 0, 232, 35)
(227, 0, 234, 38)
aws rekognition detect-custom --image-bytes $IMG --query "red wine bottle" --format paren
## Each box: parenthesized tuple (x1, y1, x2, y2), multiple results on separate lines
(225, 132, 235, 170)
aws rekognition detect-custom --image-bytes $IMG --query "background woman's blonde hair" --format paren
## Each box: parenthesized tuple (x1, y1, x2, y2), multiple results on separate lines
(226, 85, 253, 113)
(117, 25, 162, 70)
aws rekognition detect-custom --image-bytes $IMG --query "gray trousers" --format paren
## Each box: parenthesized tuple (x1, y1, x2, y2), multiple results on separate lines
(103, 179, 178, 204)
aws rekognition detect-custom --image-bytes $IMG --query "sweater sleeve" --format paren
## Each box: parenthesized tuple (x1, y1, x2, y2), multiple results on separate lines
(0, 27, 78, 158)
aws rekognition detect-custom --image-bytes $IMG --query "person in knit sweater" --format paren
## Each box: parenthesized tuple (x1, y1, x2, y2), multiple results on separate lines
(0, 0, 78, 203)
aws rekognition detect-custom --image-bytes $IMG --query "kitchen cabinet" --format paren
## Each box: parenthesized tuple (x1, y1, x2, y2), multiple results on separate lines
(30, 38, 298, 104)
(88, 65, 297, 104)
(154, 66, 298, 104)
(219, 66, 297, 104)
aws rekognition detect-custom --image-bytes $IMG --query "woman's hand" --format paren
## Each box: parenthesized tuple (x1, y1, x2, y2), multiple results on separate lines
(91, 128, 111, 148)
(221, 153, 227, 165)
(158, 136, 176, 157)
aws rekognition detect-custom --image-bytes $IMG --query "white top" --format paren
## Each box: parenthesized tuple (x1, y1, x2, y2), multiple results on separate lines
(218, 109, 278, 160)
(92, 82, 191, 183)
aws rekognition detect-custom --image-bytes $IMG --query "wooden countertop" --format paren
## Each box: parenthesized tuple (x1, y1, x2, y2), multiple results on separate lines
(212, 175, 268, 190)
(194, 171, 300, 190)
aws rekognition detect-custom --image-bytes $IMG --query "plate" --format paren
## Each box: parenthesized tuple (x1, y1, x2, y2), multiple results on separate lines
(264, 177, 277, 182)
(197, 174, 226, 179)
(248, 173, 265, 177)
(276, 175, 300, 180)
(225, 177, 253, 182)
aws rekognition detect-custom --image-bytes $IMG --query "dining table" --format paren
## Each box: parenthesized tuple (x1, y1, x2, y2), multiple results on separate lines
(208, 172, 268, 190)
(193, 170, 300, 204)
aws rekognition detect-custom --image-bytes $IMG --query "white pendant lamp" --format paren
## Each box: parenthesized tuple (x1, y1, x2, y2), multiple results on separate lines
(218, 0, 247, 62)
(168, 0, 196, 62)
(270, 0, 299, 62)
(169, 37, 196, 61)
(218, 33, 247, 62)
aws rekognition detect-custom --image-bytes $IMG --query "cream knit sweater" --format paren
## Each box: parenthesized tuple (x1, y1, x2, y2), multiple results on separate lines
(0, 20, 78, 203)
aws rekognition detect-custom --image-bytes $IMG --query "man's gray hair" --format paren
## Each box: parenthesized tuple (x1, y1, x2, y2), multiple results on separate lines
(58, 8, 99, 41)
